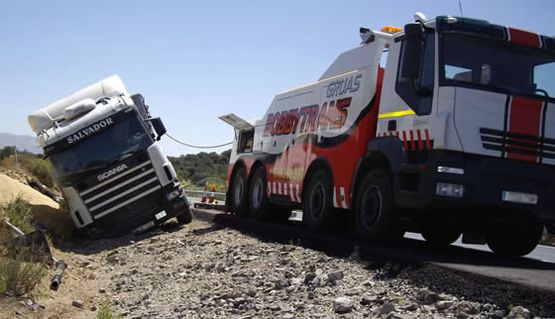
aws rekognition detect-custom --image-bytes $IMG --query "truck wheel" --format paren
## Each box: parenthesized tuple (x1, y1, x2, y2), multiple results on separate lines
(230, 166, 248, 216)
(421, 222, 461, 248)
(176, 205, 193, 224)
(486, 222, 543, 257)
(354, 169, 403, 241)
(303, 170, 335, 230)
(249, 166, 270, 220)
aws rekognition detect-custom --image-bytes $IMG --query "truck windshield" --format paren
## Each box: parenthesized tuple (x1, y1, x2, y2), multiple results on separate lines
(441, 33, 555, 99)
(50, 115, 152, 177)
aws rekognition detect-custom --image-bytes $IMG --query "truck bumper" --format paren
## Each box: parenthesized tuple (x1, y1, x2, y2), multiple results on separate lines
(97, 182, 190, 233)
(395, 151, 555, 224)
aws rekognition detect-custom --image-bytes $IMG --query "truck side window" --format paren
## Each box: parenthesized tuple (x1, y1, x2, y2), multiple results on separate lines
(238, 130, 254, 153)
(396, 32, 435, 115)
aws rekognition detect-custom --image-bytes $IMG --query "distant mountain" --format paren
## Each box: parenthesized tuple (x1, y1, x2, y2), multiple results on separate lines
(0, 133, 41, 154)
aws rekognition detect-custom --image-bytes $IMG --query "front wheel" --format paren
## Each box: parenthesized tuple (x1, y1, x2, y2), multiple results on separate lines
(230, 166, 248, 216)
(486, 222, 543, 257)
(176, 205, 193, 224)
(354, 169, 403, 241)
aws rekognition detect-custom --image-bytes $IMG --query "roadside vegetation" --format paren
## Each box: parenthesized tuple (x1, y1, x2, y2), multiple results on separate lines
(0, 197, 49, 297)
(0, 146, 54, 188)
(169, 149, 230, 192)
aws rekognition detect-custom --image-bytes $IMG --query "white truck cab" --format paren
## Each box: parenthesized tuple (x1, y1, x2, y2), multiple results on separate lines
(29, 75, 192, 235)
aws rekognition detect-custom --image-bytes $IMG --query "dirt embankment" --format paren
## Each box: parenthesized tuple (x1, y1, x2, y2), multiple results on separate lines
(0, 172, 106, 319)
(0, 171, 74, 239)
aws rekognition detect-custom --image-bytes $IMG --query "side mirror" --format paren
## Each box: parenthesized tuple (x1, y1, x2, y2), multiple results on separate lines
(399, 23, 424, 80)
(148, 117, 166, 140)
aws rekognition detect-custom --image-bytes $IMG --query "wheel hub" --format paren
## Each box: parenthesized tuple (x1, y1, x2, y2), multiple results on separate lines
(361, 185, 382, 228)
(309, 183, 325, 219)
(252, 179, 263, 209)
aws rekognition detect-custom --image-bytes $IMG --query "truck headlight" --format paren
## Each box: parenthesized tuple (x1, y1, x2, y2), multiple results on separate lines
(166, 189, 182, 201)
(436, 182, 464, 198)
(437, 166, 464, 175)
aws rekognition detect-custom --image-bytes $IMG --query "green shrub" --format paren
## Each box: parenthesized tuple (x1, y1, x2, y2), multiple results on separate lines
(1, 197, 34, 234)
(21, 155, 54, 188)
(97, 301, 123, 319)
(0, 255, 47, 297)
(0, 197, 48, 297)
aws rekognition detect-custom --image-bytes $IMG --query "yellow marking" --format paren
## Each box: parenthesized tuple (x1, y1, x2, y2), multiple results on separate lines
(378, 109, 416, 119)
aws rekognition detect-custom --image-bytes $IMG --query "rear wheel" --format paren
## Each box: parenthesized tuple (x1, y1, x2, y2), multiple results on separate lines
(249, 166, 270, 220)
(303, 170, 335, 230)
(230, 166, 248, 216)
(486, 222, 543, 257)
(354, 169, 403, 241)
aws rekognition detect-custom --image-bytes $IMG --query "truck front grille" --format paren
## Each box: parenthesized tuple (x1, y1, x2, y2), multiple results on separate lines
(480, 128, 555, 160)
(79, 161, 161, 219)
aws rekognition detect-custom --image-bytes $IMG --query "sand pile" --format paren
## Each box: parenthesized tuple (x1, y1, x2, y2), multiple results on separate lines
(0, 173, 74, 238)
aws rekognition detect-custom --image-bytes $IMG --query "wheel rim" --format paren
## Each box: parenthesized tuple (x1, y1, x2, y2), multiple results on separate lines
(360, 185, 382, 228)
(251, 178, 263, 209)
(309, 183, 325, 219)
(233, 177, 244, 205)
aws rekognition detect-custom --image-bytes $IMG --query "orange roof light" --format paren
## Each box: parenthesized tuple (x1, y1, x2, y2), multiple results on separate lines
(381, 26, 402, 34)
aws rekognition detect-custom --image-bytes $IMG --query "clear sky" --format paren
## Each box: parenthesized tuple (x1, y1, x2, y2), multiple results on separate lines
(1, 0, 554, 156)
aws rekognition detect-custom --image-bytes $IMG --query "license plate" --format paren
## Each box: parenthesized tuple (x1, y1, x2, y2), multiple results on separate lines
(501, 191, 538, 205)
(155, 211, 167, 220)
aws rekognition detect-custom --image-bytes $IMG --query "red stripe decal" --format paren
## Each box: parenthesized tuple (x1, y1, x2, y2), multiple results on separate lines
(507, 96, 543, 162)
(402, 131, 408, 150)
(425, 129, 432, 150)
(417, 130, 423, 150)
(409, 130, 415, 150)
(508, 28, 541, 48)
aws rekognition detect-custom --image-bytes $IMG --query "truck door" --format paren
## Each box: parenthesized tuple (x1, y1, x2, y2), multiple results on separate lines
(377, 25, 436, 150)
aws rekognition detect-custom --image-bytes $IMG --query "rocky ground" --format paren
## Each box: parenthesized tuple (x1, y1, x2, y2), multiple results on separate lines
(44, 218, 548, 319)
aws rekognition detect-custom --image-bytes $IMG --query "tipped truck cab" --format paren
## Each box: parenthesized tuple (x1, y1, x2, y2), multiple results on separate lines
(29, 75, 192, 235)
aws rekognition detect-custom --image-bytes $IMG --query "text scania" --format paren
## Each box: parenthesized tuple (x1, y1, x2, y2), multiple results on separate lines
(97, 164, 128, 182)
(263, 97, 352, 137)
(67, 118, 114, 144)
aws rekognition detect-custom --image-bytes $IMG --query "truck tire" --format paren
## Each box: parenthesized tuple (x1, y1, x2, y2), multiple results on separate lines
(421, 221, 461, 248)
(303, 170, 335, 230)
(176, 205, 193, 224)
(230, 166, 248, 216)
(354, 169, 403, 241)
(249, 166, 270, 220)
(486, 222, 543, 257)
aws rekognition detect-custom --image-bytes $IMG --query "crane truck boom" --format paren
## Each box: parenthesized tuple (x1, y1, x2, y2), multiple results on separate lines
(29, 75, 192, 235)
(222, 13, 555, 256)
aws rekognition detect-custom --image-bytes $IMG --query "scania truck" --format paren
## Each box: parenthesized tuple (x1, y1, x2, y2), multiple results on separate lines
(222, 13, 555, 256)
(29, 75, 192, 235)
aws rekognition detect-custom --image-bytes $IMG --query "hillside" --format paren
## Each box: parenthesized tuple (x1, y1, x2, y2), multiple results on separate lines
(168, 150, 231, 191)
(0, 133, 41, 154)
